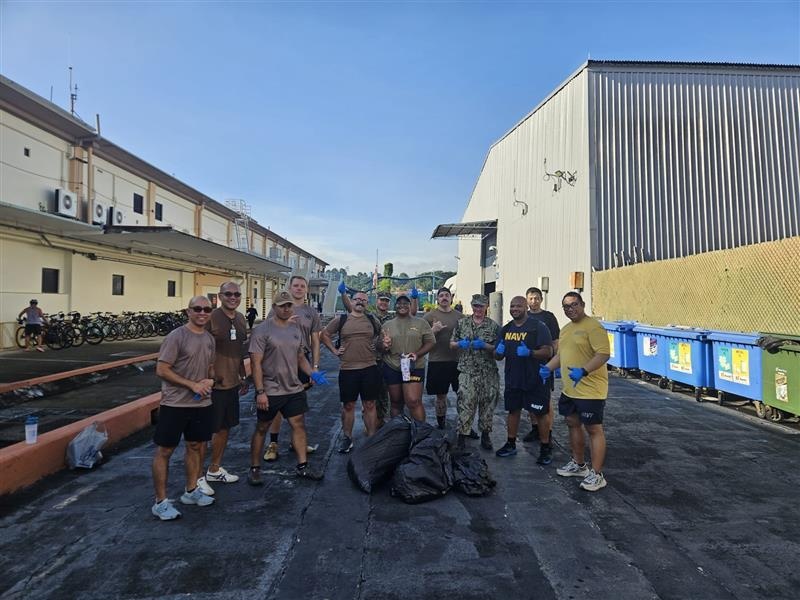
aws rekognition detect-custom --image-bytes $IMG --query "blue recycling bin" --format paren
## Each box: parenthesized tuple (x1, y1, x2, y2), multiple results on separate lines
(707, 331, 763, 402)
(601, 321, 639, 371)
(662, 326, 712, 390)
(633, 324, 669, 379)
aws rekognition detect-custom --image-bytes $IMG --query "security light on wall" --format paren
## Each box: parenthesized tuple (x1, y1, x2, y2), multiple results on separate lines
(538, 276, 549, 293)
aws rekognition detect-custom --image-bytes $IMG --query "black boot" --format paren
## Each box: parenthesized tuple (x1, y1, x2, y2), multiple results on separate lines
(456, 434, 466, 452)
(480, 431, 493, 451)
(436, 415, 446, 429)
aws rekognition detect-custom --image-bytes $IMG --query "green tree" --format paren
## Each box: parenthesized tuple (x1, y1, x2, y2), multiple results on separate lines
(378, 262, 393, 292)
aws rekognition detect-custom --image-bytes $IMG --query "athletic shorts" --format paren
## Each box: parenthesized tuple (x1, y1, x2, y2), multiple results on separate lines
(24, 324, 42, 336)
(211, 387, 240, 432)
(339, 365, 381, 404)
(153, 404, 213, 448)
(558, 393, 605, 425)
(256, 391, 308, 422)
(504, 389, 550, 414)
(425, 361, 460, 395)
(382, 363, 425, 385)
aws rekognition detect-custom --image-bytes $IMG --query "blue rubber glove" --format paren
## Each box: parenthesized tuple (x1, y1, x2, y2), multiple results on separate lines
(516, 342, 531, 357)
(410, 286, 419, 299)
(471, 338, 486, 350)
(539, 365, 551, 385)
(568, 367, 587, 387)
(457, 338, 471, 350)
(310, 371, 330, 386)
(495, 341, 506, 356)
(554, 367, 562, 379)
(337, 281, 347, 294)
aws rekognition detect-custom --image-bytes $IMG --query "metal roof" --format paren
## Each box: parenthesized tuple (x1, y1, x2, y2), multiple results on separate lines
(431, 220, 497, 239)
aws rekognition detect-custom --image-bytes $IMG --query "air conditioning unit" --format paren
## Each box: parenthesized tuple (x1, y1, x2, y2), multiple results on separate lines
(92, 202, 106, 225)
(53, 188, 77, 219)
(107, 206, 124, 227)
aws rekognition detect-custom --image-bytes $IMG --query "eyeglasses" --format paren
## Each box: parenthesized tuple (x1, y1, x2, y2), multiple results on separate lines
(190, 306, 213, 313)
(562, 302, 580, 310)
(222, 291, 242, 297)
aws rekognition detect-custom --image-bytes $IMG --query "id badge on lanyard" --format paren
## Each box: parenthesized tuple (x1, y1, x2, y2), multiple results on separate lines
(230, 324, 237, 341)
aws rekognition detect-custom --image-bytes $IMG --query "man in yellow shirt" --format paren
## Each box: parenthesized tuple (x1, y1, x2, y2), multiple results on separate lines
(540, 292, 610, 491)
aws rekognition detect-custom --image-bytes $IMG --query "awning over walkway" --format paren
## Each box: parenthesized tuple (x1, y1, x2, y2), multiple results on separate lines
(431, 220, 497, 239)
(0, 202, 102, 236)
(70, 226, 290, 276)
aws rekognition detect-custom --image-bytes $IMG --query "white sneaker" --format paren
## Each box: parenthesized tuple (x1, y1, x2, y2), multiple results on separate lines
(556, 459, 590, 478)
(196, 476, 215, 496)
(580, 469, 607, 491)
(206, 467, 239, 483)
(180, 487, 215, 506)
(151, 498, 181, 521)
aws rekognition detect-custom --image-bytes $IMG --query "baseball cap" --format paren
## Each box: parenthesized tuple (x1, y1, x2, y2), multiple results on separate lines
(377, 291, 392, 300)
(471, 293, 489, 306)
(273, 290, 293, 306)
(395, 294, 411, 303)
(436, 287, 452, 296)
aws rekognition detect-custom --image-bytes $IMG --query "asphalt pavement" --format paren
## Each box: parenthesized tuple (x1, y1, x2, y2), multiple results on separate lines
(1, 356, 798, 600)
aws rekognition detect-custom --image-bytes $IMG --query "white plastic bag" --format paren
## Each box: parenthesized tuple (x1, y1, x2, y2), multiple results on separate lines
(66, 422, 108, 469)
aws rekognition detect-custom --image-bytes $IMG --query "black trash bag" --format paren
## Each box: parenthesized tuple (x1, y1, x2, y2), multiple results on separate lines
(390, 422, 454, 504)
(451, 452, 496, 496)
(347, 416, 412, 493)
(757, 335, 799, 354)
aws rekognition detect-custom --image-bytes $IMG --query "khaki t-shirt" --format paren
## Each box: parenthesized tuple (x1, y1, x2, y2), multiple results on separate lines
(559, 316, 610, 400)
(249, 319, 304, 396)
(382, 316, 435, 371)
(207, 308, 248, 390)
(158, 326, 215, 407)
(423, 308, 462, 363)
(324, 313, 378, 370)
(268, 303, 320, 353)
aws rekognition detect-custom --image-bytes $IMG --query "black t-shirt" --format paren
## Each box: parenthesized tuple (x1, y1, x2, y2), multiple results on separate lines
(527, 310, 560, 340)
(497, 317, 552, 391)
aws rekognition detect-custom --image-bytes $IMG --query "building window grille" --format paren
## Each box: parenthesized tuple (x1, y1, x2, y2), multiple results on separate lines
(41, 268, 59, 293)
(112, 274, 125, 296)
(155, 202, 163, 221)
(167, 280, 176, 297)
(133, 193, 144, 214)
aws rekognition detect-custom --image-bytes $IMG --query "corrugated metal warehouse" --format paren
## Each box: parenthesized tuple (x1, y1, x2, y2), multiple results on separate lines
(436, 60, 800, 333)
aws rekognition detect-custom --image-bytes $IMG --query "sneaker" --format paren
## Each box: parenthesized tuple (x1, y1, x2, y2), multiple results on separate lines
(151, 498, 181, 521)
(295, 464, 324, 481)
(35, 346, 45, 353)
(196, 476, 215, 496)
(180, 487, 215, 506)
(468, 429, 480, 440)
(522, 429, 538, 443)
(480, 431, 493, 451)
(263, 442, 279, 462)
(557, 459, 590, 478)
(536, 443, 553, 465)
(580, 469, 607, 491)
(247, 466, 263, 486)
(206, 467, 239, 483)
(338, 435, 354, 454)
(495, 441, 517, 457)
(289, 442, 319, 454)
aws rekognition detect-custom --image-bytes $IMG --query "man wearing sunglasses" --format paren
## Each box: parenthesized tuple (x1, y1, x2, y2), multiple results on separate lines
(195, 282, 248, 497)
(540, 292, 610, 492)
(151, 296, 216, 521)
(248, 290, 323, 484)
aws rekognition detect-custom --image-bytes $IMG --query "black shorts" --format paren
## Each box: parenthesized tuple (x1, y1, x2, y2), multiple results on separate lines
(425, 361, 460, 395)
(256, 391, 308, 422)
(504, 389, 550, 414)
(24, 324, 42, 336)
(153, 404, 213, 448)
(211, 387, 240, 432)
(339, 365, 381, 404)
(558, 393, 605, 425)
(382, 363, 425, 385)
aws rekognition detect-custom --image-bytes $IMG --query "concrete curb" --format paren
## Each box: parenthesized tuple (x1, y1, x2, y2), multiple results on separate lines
(0, 358, 252, 496)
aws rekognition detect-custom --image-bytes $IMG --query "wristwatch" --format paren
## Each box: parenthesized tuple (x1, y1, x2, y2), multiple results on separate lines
(256, 389, 265, 395)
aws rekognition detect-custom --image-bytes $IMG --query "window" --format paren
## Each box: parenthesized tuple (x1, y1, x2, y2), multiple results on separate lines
(112, 274, 125, 296)
(24, 147, 30, 157)
(41, 268, 59, 293)
(155, 202, 163, 222)
(167, 280, 176, 297)
(133, 193, 144, 214)
(253, 287, 258, 299)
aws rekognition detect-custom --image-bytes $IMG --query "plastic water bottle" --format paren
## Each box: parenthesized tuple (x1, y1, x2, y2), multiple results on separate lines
(25, 415, 38, 444)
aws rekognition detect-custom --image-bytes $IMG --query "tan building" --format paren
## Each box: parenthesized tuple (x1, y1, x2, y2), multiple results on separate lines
(0, 75, 328, 348)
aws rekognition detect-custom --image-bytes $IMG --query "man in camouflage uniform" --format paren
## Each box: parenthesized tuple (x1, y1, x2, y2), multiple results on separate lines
(450, 294, 501, 451)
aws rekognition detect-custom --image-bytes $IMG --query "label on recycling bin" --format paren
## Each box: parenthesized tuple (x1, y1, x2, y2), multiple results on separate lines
(669, 342, 692, 374)
(775, 368, 788, 403)
(718, 347, 750, 385)
(643, 336, 658, 357)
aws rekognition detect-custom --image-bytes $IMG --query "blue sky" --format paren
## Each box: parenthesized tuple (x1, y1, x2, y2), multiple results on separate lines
(1, 1, 798, 274)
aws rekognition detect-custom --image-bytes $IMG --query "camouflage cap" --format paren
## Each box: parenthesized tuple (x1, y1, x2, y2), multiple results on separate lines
(274, 290, 293, 306)
(471, 293, 489, 306)
(377, 291, 392, 300)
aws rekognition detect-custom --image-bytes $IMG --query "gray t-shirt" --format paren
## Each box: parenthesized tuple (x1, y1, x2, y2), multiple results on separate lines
(249, 319, 305, 396)
(158, 326, 215, 407)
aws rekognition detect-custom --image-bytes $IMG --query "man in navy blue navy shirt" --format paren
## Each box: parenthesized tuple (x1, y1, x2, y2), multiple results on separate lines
(494, 296, 554, 464)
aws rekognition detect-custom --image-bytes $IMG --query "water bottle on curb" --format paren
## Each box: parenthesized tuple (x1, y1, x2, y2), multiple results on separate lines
(25, 415, 38, 444)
